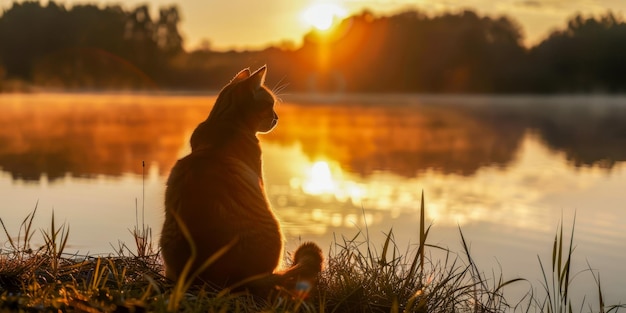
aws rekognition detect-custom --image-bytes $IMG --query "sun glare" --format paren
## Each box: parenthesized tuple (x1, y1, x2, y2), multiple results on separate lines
(303, 161, 336, 194)
(301, 3, 348, 31)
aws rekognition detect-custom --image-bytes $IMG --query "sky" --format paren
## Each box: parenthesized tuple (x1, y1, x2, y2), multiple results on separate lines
(1, 0, 625, 51)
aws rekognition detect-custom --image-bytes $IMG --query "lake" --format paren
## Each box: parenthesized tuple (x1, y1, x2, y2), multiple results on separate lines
(1, 93, 625, 306)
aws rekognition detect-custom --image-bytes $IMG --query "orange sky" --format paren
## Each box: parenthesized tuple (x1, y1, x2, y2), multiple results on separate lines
(2, 0, 625, 50)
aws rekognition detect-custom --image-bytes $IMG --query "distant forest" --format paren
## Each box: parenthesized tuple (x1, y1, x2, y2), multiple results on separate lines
(1, 1, 625, 93)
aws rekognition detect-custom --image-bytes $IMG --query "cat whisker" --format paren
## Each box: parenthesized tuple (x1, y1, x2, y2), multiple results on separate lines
(274, 83, 290, 95)
(272, 75, 287, 93)
(271, 76, 290, 103)
(273, 83, 290, 104)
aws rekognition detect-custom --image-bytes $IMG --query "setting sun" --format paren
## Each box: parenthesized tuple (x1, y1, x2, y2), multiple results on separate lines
(301, 3, 348, 31)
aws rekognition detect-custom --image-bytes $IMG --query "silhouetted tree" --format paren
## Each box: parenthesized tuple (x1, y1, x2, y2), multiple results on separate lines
(530, 12, 626, 93)
(155, 6, 183, 56)
(0, 1, 72, 80)
(0, 1, 184, 89)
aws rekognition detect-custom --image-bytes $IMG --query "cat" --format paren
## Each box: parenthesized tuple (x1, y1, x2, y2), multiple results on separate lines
(159, 66, 323, 297)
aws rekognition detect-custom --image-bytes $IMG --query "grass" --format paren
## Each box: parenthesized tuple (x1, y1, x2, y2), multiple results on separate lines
(0, 192, 624, 312)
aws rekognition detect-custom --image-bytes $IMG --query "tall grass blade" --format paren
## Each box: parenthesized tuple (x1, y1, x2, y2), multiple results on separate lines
(361, 206, 374, 266)
(142, 160, 145, 220)
(564, 213, 576, 307)
(380, 228, 392, 266)
(552, 231, 557, 274)
(21, 201, 38, 252)
(0, 217, 17, 251)
(557, 218, 563, 283)
(419, 190, 425, 279)
(597, 274, 604, 313)
(494, 277, 526, 294)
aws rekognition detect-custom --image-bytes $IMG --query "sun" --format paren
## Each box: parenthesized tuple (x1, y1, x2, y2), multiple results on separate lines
(301, 3, 348, 31)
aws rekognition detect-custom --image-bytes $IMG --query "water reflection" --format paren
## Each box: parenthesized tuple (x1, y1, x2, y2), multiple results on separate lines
(2, 94, 625, 183)
(262, 136, 626, 233)
(0, 93, 212, 181)
(266, 95, 626, 177)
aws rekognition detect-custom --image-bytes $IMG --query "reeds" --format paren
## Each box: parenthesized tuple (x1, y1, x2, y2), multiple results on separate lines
(317, 191, 522, 313)
(0, 195, 623, 312)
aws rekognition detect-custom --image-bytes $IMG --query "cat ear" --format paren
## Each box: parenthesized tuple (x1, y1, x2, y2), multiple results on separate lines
(230, 68, 251, 84)
(248, 65, 267, 90)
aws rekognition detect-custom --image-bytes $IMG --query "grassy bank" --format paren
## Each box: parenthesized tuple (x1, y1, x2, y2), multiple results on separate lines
(0, 195, 623, 312)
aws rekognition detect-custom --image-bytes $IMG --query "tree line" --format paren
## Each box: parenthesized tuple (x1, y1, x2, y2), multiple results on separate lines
(0, 1, 181, 89)
(1, 1, 625, 93)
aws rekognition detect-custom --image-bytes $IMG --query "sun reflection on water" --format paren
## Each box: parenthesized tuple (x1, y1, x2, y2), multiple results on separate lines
(261, 132, 626, 241)
(298, 160, 367, 205)
(303, 161, 336, 195)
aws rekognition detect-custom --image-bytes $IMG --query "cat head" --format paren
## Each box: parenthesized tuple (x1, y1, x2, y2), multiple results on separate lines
(207, 66, 278, 134)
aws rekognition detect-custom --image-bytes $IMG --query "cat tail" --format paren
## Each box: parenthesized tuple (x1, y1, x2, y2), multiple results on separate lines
(278, 242, 324, 297)
(244, 242, 323, 298)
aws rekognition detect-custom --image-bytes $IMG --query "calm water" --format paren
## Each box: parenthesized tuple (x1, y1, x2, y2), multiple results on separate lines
(1, 93, 625, 305)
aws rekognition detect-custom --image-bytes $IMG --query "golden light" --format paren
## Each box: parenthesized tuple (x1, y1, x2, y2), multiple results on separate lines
(301, 3, 348, 31)
(300, 160, 367, 206)
(303, 161, 336, 194)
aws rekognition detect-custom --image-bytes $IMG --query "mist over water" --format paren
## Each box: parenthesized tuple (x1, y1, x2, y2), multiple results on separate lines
(1, 93, 625, 305)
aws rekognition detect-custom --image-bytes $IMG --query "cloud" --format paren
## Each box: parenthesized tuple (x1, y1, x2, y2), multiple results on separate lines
(516, 0, 542, 8)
